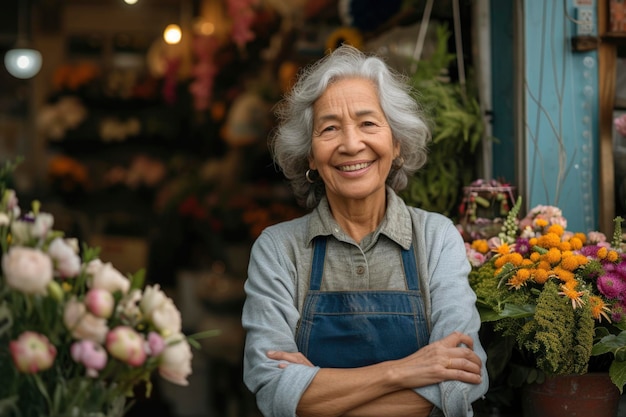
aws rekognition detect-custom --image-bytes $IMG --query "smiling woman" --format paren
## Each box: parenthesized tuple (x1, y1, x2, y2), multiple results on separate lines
(242, 45, 489, 417)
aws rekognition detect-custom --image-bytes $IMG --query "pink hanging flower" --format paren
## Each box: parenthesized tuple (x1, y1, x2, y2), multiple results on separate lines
(615, 113, 626, 137)
(10, 331, 57, 373)
(227, 0, 258, 49)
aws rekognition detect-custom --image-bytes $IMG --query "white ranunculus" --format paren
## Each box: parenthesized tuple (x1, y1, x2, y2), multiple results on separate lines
(31, 213, 54, 239)
(48, 238, 81, 278)
(140, 285, 182, 337)
(86, 259, 130, 294)
(140, 284, 168, 315)
(2, 247, 53, 295)
(158, 334, 193, 386)
(63, 297, 109, 343)
(0, 212, 9, 226)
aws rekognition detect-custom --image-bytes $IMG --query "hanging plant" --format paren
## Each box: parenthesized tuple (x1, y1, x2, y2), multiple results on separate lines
(400, 23, 485, 218)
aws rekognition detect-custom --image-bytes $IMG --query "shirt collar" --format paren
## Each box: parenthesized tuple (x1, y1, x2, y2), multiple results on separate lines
(306, 186, 413, 249)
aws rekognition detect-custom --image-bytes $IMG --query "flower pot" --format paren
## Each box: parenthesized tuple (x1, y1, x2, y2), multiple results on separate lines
(521, 373, 620, 417)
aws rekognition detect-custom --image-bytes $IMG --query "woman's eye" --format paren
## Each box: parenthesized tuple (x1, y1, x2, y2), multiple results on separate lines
(321, 125, 337, 132)
(362, 121, 377, 127)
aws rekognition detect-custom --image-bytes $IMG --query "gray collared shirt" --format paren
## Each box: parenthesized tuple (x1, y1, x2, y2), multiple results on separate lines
(242, 188, 489, 416)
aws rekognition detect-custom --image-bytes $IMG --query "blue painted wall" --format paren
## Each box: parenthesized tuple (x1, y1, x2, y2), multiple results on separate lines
(523, 0, 599, 233)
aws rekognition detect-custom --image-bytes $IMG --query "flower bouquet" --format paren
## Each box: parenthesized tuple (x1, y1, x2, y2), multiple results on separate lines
(0, 160, 214, 417)
(467, 197, 626, 394)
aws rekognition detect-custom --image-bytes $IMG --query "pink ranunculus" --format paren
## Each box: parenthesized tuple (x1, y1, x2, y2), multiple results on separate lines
(63, 297, 109, 343)
(159, 334, 193, 386)
(10, 331, 57, 373)
(86, 259, 130, 294)
(106, 326, 147, 367)
(48, 237, 82, 278)
(587, 231, 607, 245)
(2, 246, 53, 295)
(84, 288, 115, 318)
(71, 340, 108, 377)
(147, 331, 166, 357)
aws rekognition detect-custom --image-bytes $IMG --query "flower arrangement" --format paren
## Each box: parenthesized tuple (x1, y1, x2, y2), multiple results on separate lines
(467, 197, 626, 393)
(0, 160, 214, 417)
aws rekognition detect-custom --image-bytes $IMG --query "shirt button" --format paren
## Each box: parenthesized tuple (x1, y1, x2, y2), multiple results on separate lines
(356, 265, 365, 275)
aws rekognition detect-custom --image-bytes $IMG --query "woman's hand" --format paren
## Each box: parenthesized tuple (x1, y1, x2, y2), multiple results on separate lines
(267, 350, 314, 368)
(389, 331, 483, 389)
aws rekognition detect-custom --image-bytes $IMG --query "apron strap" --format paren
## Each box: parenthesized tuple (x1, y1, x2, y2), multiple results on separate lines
(310, 237, 327, 291)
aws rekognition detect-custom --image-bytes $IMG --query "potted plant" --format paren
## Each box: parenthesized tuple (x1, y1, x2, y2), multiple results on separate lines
(467, 197, 626, 416)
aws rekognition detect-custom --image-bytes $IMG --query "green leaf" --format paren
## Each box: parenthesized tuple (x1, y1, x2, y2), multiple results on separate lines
(610, 360, 626, 394)
(592, 332, 626, 356)
(0, 300, 13, 337)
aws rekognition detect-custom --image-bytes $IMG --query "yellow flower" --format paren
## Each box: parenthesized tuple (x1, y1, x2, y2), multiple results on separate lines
(589, 295, 612, 322)
(532, 268, 549, 284)
(543, 247, 563, 265)
(326, 27, 364, 52)
(607, 250, 620, 262)
(547, 224, 565, 236)
(558, 280, 585, 308)
(553, 267, 575, 282)
(508, 268, 531, 289)
(471, 239, 489, 254)
(537, 232, 562, 249)
(569, 236, 584, 250)
(535, 218, 549, 228)
(597, 247, 608, 260)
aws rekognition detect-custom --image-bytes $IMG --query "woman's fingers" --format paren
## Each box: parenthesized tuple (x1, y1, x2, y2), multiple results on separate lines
(267, 350, 314, 368)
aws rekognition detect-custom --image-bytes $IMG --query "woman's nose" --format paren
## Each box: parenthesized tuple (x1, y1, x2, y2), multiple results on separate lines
(339, 125, 365, 153)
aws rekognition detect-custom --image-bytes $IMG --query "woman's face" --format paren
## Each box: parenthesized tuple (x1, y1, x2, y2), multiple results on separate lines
(309, 77, 399, 206)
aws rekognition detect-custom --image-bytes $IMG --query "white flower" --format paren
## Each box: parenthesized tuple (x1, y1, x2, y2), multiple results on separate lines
(48, 238, 81, 278)
(158, 334, 193, 386)
(63, 297, 109, 343)
(0, 212, 9, 226)
(86, 259, 130, 294)
(31, 213, 54, 239)
(2, 246, 53, 295)
(140, 285, 182, 337)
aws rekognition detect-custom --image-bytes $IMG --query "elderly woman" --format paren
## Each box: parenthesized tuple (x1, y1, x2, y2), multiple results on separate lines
(242, 44, 488, 417)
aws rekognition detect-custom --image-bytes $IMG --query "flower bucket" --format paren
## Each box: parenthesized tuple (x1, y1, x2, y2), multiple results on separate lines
(521, 373, 620, 417)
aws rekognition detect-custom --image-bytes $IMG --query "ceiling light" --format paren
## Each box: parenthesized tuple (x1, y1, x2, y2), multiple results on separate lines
(4, 0, 42, 79)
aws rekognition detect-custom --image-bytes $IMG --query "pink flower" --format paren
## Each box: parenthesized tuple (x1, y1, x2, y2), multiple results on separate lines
(2, 246, 53, 295)
(9, 331, 57, 373)
(84, 288, 115, 318)
(615, 114, 626, 137)
(106, 326, 147, 367)
(71, 340, 108, 377)
(597, 273, 626, 300)
(146, 332, 166, 357)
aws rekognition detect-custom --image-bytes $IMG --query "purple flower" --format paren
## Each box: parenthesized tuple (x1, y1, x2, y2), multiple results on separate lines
(515, 238, 531, 256)
(597, 273, 626, 300)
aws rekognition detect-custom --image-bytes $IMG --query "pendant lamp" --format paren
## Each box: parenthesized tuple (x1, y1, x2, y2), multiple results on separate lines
(4, 0, 42, 79)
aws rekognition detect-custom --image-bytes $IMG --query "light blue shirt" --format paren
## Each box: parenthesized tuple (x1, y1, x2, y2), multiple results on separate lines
(242, 188, 489, 416)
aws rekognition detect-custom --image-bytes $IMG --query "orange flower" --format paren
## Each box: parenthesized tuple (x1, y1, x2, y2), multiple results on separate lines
(589, 295, 612, 322)
(558, 280, 585, 308)
(547, 224, 565, 236)
(537, 232, 562, 249)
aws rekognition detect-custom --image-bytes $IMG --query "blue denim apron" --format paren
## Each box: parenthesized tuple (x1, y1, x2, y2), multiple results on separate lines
(295, 237, 430, 368)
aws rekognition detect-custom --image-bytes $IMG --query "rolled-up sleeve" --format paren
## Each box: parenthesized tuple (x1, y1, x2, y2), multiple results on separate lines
(413, 219, 489, 416)
(242, 230, 319, 417)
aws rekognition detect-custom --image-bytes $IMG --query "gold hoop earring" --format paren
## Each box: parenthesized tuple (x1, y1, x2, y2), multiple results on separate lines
(305, 169, 317, 184)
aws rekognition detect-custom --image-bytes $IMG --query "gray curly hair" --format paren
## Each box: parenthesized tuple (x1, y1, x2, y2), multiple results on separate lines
(270, 44, 431, 209)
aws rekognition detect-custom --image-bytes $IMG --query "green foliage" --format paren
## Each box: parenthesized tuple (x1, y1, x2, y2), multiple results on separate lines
(400, 23, 485, 217)
(518, 280, 593, 375)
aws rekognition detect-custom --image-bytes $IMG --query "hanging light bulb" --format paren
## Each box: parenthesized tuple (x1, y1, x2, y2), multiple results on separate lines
(4, 0, 42, 79)
(163, 24, 182, 45)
